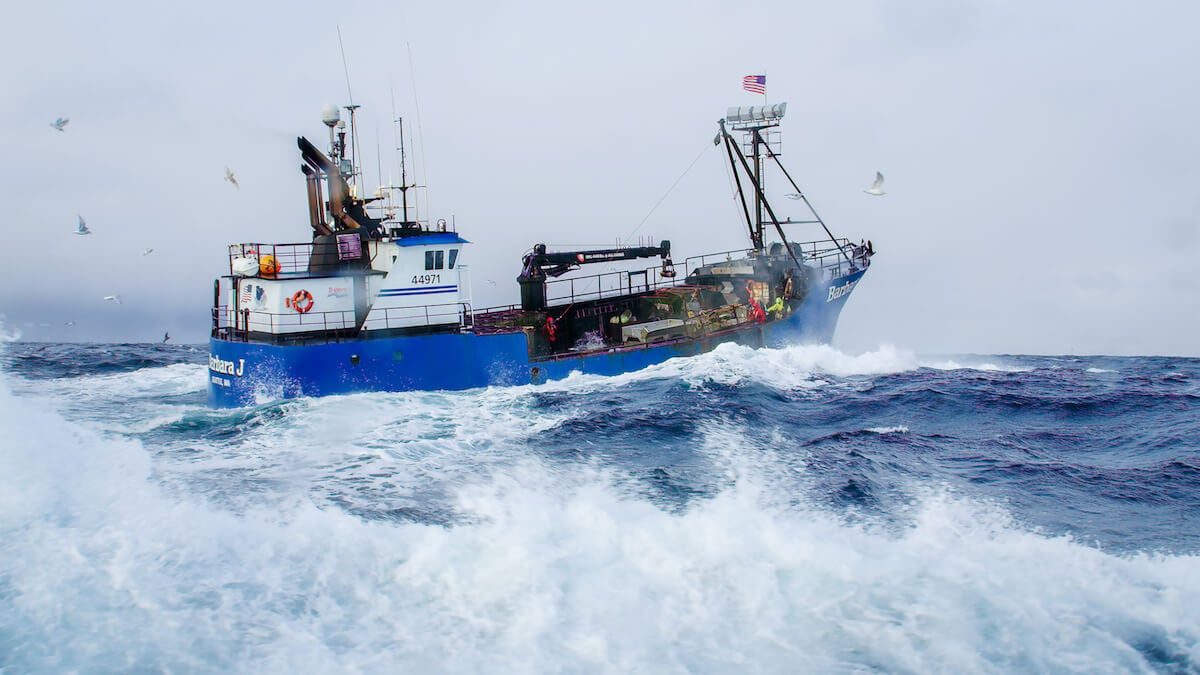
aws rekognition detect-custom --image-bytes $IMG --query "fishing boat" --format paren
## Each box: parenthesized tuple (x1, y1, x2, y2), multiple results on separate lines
(207, 101, 874, 407)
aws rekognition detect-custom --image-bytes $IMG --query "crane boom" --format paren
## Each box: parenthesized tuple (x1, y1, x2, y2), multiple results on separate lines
(517, 241, 673, 310)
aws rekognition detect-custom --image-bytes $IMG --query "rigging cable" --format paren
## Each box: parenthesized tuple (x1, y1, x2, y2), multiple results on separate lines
(623, 143, 714, 245)
(336, 26, 364, 190)
(406, 42, 429, 223)
(375, 128, 383, 200)
(720, 142, 749, 246)
(760, 141, 852, 265)
(337, 26, 354, 105)
(389, 88, 400, 221)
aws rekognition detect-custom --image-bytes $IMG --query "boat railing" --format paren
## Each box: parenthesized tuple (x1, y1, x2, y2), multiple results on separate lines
(682, 238, 870, 280)
(211, 305, 356, 340)
(467, 238, 871, 318)
(681, 248, 757, 274)
(472, 265, 684, 317)
(805, 238, 872, 279)
(360, 302, 474, 332)
(542, 265, 682, 308)
(468, 270, 665, 318)
(227, 241, 367, 277)
(211, 301, 474, 341)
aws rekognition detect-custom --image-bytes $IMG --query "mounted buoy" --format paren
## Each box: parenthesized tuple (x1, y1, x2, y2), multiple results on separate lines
(231, 257, 258, 276)
(291, 289, 314, 313)
(259, 255, 278, 276)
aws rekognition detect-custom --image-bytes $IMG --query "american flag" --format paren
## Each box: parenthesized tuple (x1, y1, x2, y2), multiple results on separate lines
(742, 74, 766, 95)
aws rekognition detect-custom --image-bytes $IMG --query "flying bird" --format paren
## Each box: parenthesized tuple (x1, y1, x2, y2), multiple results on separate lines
(63, 320, 77, 327)
(162, 332, 170, 343)
(224, 167, 239, 189)
(864, 171, 886, 196)
(784, 192, 803, 200)
(75, 215, 90, 235)
(142, 248, 154, 256)
(50, 117, 69, 132)
(103, 295, 122, 304)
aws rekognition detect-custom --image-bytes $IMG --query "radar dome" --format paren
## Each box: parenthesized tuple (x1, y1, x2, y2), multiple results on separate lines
(321, 105, 340, 127)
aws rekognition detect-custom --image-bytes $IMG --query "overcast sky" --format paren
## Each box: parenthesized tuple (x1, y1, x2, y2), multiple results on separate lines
(2, 0, 1197, 356)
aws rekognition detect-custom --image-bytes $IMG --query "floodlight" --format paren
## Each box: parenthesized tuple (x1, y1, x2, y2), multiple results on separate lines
(725, 102, 788, 125)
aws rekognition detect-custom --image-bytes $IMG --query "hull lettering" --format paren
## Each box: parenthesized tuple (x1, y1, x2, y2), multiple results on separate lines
(827, 280, 858, 303)
(209, 355, 246, 377)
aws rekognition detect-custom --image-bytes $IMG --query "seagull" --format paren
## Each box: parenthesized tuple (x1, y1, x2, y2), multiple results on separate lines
(224, 167, 239, 189)
(75, 215, 90, 235)
(51, 117, 69, 132)
(485, 279, 497, 287)
(64, 320, 76, 327)
(864, 171, 886, 196)
(142, 248, 154, 256)
(784, 192, 803, 200)
(162, 332, 170, 343)
(103, 295, 122, 304)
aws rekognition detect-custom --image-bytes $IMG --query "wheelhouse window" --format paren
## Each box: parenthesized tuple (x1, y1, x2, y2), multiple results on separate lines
(448, 249, 459, 269)
(424, 250, 445, 270)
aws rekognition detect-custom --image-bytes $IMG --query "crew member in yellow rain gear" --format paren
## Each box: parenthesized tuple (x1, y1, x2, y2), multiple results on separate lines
(766, 296, 785, 320)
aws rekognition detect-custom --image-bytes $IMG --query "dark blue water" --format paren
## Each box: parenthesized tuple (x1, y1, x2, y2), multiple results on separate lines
(3, 341, 1199, 672)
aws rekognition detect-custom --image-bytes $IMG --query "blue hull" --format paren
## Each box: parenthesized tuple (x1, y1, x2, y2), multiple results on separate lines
(207, 270, 866, 408)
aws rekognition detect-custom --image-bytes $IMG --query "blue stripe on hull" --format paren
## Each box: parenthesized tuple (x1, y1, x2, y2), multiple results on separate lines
(378, 285, 457, 297)
(206, 270, 867, 408)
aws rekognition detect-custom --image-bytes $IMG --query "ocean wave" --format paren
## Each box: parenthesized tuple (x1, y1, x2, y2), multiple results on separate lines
(2, 344, 1200, 671)
(867, 425, 910, 434)
(2, 382, 1199, 672)
(918, 357, 1034, 373)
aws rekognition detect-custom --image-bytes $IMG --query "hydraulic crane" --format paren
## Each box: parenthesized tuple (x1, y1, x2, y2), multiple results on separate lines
(517, 241, 674, 311)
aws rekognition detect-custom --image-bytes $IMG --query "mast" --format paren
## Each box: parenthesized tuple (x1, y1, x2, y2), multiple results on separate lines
(722, 103, 786, 252)
(398, 116, 411, 227)
(345, 104, 361, 195)
(718, 102, 853, 266)
(752, 125, 764, 249)
(377, 114, 423, 231)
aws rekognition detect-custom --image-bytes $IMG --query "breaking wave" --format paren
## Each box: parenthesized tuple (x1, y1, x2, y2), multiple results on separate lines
(2, 341, 1199, 671)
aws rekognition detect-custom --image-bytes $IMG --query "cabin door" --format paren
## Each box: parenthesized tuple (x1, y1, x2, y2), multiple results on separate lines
(233, 278, 248, 332)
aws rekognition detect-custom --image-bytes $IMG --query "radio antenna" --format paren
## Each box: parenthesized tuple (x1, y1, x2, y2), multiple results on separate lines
(406, 42, 428, 219)
(337, 26, 354, 105)
(336, 27, 363, 189)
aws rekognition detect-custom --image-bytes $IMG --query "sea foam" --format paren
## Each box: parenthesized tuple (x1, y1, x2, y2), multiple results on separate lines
(2, 366, 1199, 672)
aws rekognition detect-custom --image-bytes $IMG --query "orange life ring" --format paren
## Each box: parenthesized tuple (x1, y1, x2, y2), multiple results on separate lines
(291, 289, 314, 313)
